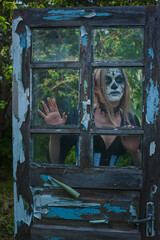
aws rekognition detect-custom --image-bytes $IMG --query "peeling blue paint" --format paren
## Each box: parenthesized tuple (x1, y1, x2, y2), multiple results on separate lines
(43, 10, 111, 21)
(44, 237, 64, 240)
(146, 78, 159, 124)
(96, 13, 111, 17)
(43, 10, 87, 21)
(17, 221, 21, 227)
(148, 48, 154, 59)
(41, 174, 50, 182)
(46, 206, 100, 220)
(103, 203, 127, 213)
(19, 32, 26, 48)
(81, 35, 88, 47)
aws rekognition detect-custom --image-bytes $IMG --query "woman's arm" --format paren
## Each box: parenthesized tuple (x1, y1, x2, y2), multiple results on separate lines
(38, 97, 67, 164)
(49, 134, 61, 164)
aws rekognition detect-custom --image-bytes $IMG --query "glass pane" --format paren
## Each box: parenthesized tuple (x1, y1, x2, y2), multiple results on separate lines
(94, 28, 143, 61)
(32, 69, 79, 127)
(93, 68, 142, 127)
(32, 28, 79, 62)
(32, 134, 79, 165)
(93, 135, 141, 168)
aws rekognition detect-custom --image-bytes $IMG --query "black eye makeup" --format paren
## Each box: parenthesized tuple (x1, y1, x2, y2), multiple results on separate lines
(115, 75, 124, 84)
(106, 76, 112, 84)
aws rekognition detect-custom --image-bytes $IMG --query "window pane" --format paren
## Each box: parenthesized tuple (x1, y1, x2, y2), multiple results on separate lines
(93, 68, 142, 127)
(93, 135, 141, 168)
(94, 28, 143, 61)
(32, 69, 79, 127)
(32, 134, 79, 165)
(32, 28, 79, 62)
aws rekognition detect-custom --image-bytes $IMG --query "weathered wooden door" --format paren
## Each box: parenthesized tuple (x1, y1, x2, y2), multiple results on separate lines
(12, 6, 160, 240)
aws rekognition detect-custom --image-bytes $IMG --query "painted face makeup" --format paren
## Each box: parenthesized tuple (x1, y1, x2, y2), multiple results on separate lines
(105, 68, 125, 102)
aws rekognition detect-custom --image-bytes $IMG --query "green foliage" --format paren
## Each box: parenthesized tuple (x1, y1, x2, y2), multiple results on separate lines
(32, 29, 79, 62)
(33, 134, 50, 163)
(0, 125, 12, 169)
(95, 28, 143, 61)
(65, 146, 77, 165)
(0, 169, 14, 240)
(32, 69, 79, 126)
(125, 69, 142, 122)
(117, 151, 132, 167)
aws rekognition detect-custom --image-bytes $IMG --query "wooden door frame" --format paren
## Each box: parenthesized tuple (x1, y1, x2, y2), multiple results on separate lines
(12, 6, 160, 240)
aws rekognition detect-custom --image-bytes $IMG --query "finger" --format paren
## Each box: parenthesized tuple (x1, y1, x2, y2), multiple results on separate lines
(42, 101, 50, 115)
(47, 97, 54, 112)
(124, 125, 134, 128)
(52, 99, 60, 113)
(62, 112, 67, 122)
(38, 109, 46, 119)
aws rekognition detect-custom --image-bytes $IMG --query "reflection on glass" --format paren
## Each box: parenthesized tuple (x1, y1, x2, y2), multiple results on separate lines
(94, 28, 143, 61)
(32, 69, 79, 126)
(93, 68, 142, 126)
(93, 135, 141, 167)
(32, 28, 79, 62)
(32, 134, 79, 165)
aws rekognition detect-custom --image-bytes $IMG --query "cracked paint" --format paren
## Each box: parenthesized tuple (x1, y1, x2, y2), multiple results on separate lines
(146, 47, 159, 124)
(103, 203, 127, 213)
(83, 80, 88, 99)
(46, 206, 101, 220)
(12, 15, 31, 235)
(150, 185, 158, 201)
(129, 204, 137, 218)
(43, 237, 64, 240)
(146, 78, 159, 124)
(33, 194, 101, 220)
(80, 26, 88, 48)
(81, 99, 91, 130)
(148, 48, 154, 59)
(150, 141, 156, 156)
(43, 9, 111, 21)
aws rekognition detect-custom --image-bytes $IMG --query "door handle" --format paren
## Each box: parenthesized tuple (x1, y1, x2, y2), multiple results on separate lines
(129, 202, 155, 237)
(128, 214, 152, 224)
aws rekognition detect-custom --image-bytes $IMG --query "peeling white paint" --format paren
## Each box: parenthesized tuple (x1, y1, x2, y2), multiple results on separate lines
(149, 141, 156, 156)
(90, 219, 109, 224)
(80, 26, 87, 37)
(34, 209, 49, 220)
(129, 204, 137, 218)
(81, 99, 91, 130)
(14, 184, 32, 234)
(150, 185, 158, 200)
(12, 16, 32, 235)
(82, 12, 96, 18)
(33, 194, 101, 220)
(34, 195, 100, 208)
(11, 16, 23, 59)
(80, 26, 88, 47)
(26, 25, 31, 52)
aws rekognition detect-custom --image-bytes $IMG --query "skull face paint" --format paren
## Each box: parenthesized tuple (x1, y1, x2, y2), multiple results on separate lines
(105, 68, 125, 102)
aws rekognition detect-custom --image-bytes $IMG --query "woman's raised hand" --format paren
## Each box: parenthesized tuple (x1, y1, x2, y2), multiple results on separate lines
(121, 125, 140, 153)
(38, 97, 67, 125)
